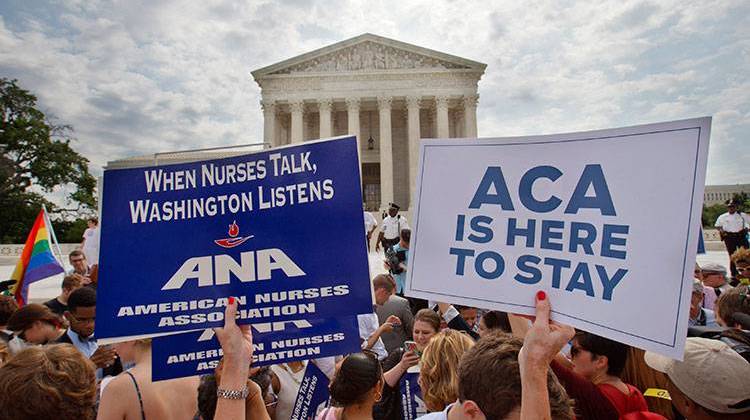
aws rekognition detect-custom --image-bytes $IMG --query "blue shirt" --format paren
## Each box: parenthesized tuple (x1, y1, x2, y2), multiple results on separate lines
(67, 329, 98, 358)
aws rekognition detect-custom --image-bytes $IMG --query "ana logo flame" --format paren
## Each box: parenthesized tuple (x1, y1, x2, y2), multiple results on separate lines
(214, 221, 253, 248)
(228, 221, 239, 238)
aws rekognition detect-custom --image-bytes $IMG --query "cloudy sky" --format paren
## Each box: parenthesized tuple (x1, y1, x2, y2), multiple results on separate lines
(1, 0, 748, 184)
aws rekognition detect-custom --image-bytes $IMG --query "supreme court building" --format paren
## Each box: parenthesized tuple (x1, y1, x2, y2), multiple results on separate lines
(251, 33, 486, 212)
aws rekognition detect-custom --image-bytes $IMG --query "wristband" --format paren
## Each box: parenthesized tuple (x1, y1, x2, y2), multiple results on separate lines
(217, 385, 249, 400)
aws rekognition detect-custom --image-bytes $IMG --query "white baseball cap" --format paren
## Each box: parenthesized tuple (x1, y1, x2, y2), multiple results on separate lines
(645, 337, 750, 414)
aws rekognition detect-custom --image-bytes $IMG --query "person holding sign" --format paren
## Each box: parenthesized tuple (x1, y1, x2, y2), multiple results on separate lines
(419, 292, 576, 419)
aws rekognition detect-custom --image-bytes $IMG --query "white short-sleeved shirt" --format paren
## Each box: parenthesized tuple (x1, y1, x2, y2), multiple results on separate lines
(82, 227, 100, 264)
(715, 212, 750, 233)
(381, 215, 408, 240)
(364, 211, 377, 233)
(357, 312, 388, 360)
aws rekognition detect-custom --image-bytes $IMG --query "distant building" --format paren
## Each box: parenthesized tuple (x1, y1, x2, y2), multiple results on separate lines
(703, 184, 750, 206)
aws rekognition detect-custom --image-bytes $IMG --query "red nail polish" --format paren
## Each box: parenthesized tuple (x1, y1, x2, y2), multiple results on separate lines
(229, 296, 235, 305)
(536, 290, 547, 301)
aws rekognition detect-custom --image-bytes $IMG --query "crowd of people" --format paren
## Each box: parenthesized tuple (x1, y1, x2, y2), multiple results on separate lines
(0, 204, 749, 420)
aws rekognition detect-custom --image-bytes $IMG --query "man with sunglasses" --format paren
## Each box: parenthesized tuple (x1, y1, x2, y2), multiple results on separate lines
(55, 286, 122, 377)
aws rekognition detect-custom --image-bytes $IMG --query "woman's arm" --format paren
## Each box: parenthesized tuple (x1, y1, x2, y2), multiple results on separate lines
(383, 350, 419, 388)
(214, 297, 254, 420)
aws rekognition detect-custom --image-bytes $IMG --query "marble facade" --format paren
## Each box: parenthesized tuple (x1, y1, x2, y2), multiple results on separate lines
(251, 33, 486, 211)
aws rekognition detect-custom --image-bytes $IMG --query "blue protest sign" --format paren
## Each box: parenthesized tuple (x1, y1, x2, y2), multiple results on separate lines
(96, 137, 372, 340)
(291, 362, 331, 420)
(151, 315, 360, 381)
(400, 371, 427, 419)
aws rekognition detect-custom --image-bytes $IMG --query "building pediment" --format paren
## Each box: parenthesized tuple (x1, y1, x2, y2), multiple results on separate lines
(252, 33, 486, 78)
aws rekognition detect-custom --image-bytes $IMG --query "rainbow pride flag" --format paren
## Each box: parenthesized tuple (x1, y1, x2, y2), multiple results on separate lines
(10, 209, 64, 305)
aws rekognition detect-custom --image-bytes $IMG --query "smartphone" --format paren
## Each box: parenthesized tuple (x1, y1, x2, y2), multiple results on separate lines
(404, 340, 418, 354)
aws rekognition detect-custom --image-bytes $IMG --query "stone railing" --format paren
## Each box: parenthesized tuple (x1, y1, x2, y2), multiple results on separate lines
(0, 243, 80, 265)
(0, 229, 731, 264)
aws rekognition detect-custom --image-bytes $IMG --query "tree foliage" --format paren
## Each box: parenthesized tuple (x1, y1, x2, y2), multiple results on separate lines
(702, 193, 750, 228)
(0, 78, 96, 243)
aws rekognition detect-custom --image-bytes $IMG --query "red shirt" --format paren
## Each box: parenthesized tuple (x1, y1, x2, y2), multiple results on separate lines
(598, 383, 649, 415)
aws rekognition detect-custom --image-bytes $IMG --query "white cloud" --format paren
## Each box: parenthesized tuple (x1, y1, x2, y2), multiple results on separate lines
(0, 0, 747, 186)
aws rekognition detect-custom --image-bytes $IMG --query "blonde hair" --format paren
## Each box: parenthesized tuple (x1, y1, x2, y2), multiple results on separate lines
(419, 329, 475, 412)
(0, 344, 96, 419)
(731, 247, 750, 265)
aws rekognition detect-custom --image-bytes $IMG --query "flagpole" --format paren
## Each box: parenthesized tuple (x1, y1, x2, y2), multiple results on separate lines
(42, 205, 68, 272)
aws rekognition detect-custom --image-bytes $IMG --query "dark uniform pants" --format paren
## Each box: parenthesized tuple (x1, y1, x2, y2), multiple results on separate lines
(381, 237, 399, 251)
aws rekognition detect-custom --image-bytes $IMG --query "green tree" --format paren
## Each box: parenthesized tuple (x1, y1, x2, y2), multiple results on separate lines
(0, 78, 96, 243)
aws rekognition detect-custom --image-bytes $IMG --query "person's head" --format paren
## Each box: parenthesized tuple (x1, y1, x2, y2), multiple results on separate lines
(645, 337, 750, 419)
(387, 203, 399, 217)
(728, 201, 738, 214)
(113, 338, 151, 364)
(399, 228, 411, 247)
(690, 278, 706, 319)
(455, 305, 479, 328)
(413, 309, 441, 351)
(87, 217, 98, 228)
(69, 250, 88, 275)
(456, 332, 573, 419)
(0, 344, 97, 419)
(372, 274, 395, 306)
(419, 329, 475, 412)
(60, 274, 84, 300)
(731, 248, 750, 280)
(64, 287, 96, 338)
(571, 331, 629, 382)
(700, 263, 727, 288)
(0, 295, 19, 329)
(7, 304, 62, 344)
(715, 285, 750, 328)
(329, 351, 383, 408)
(478, 311, 511, 337)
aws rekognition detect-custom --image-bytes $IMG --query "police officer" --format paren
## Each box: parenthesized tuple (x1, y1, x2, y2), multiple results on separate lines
(376, 203, 409, 253)
(715, 200, 750, 277)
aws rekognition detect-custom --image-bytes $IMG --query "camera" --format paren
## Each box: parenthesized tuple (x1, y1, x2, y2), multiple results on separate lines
(385, 246, 407, 275)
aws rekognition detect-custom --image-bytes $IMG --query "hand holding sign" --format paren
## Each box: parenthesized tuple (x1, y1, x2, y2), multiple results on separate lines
(519, 291, 575, 371)
(213, 297, 254, 372)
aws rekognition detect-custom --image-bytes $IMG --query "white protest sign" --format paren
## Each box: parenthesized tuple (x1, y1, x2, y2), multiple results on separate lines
(406, 118, 710, 359)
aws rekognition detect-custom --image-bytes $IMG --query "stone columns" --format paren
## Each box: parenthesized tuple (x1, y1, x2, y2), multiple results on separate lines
(463, 94, 478, 138)
(318, 98, 332, 139)
(378, 95, 394, 208)
(436, 95, 450, 138)
(289, 100, 305, 143)
(346, 97, 361, 158)
(406, 96, 421, 207)
(261, 100, 276, 147)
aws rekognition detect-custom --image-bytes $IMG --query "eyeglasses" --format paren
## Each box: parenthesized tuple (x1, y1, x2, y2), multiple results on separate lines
(70, 258, 85, 263)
